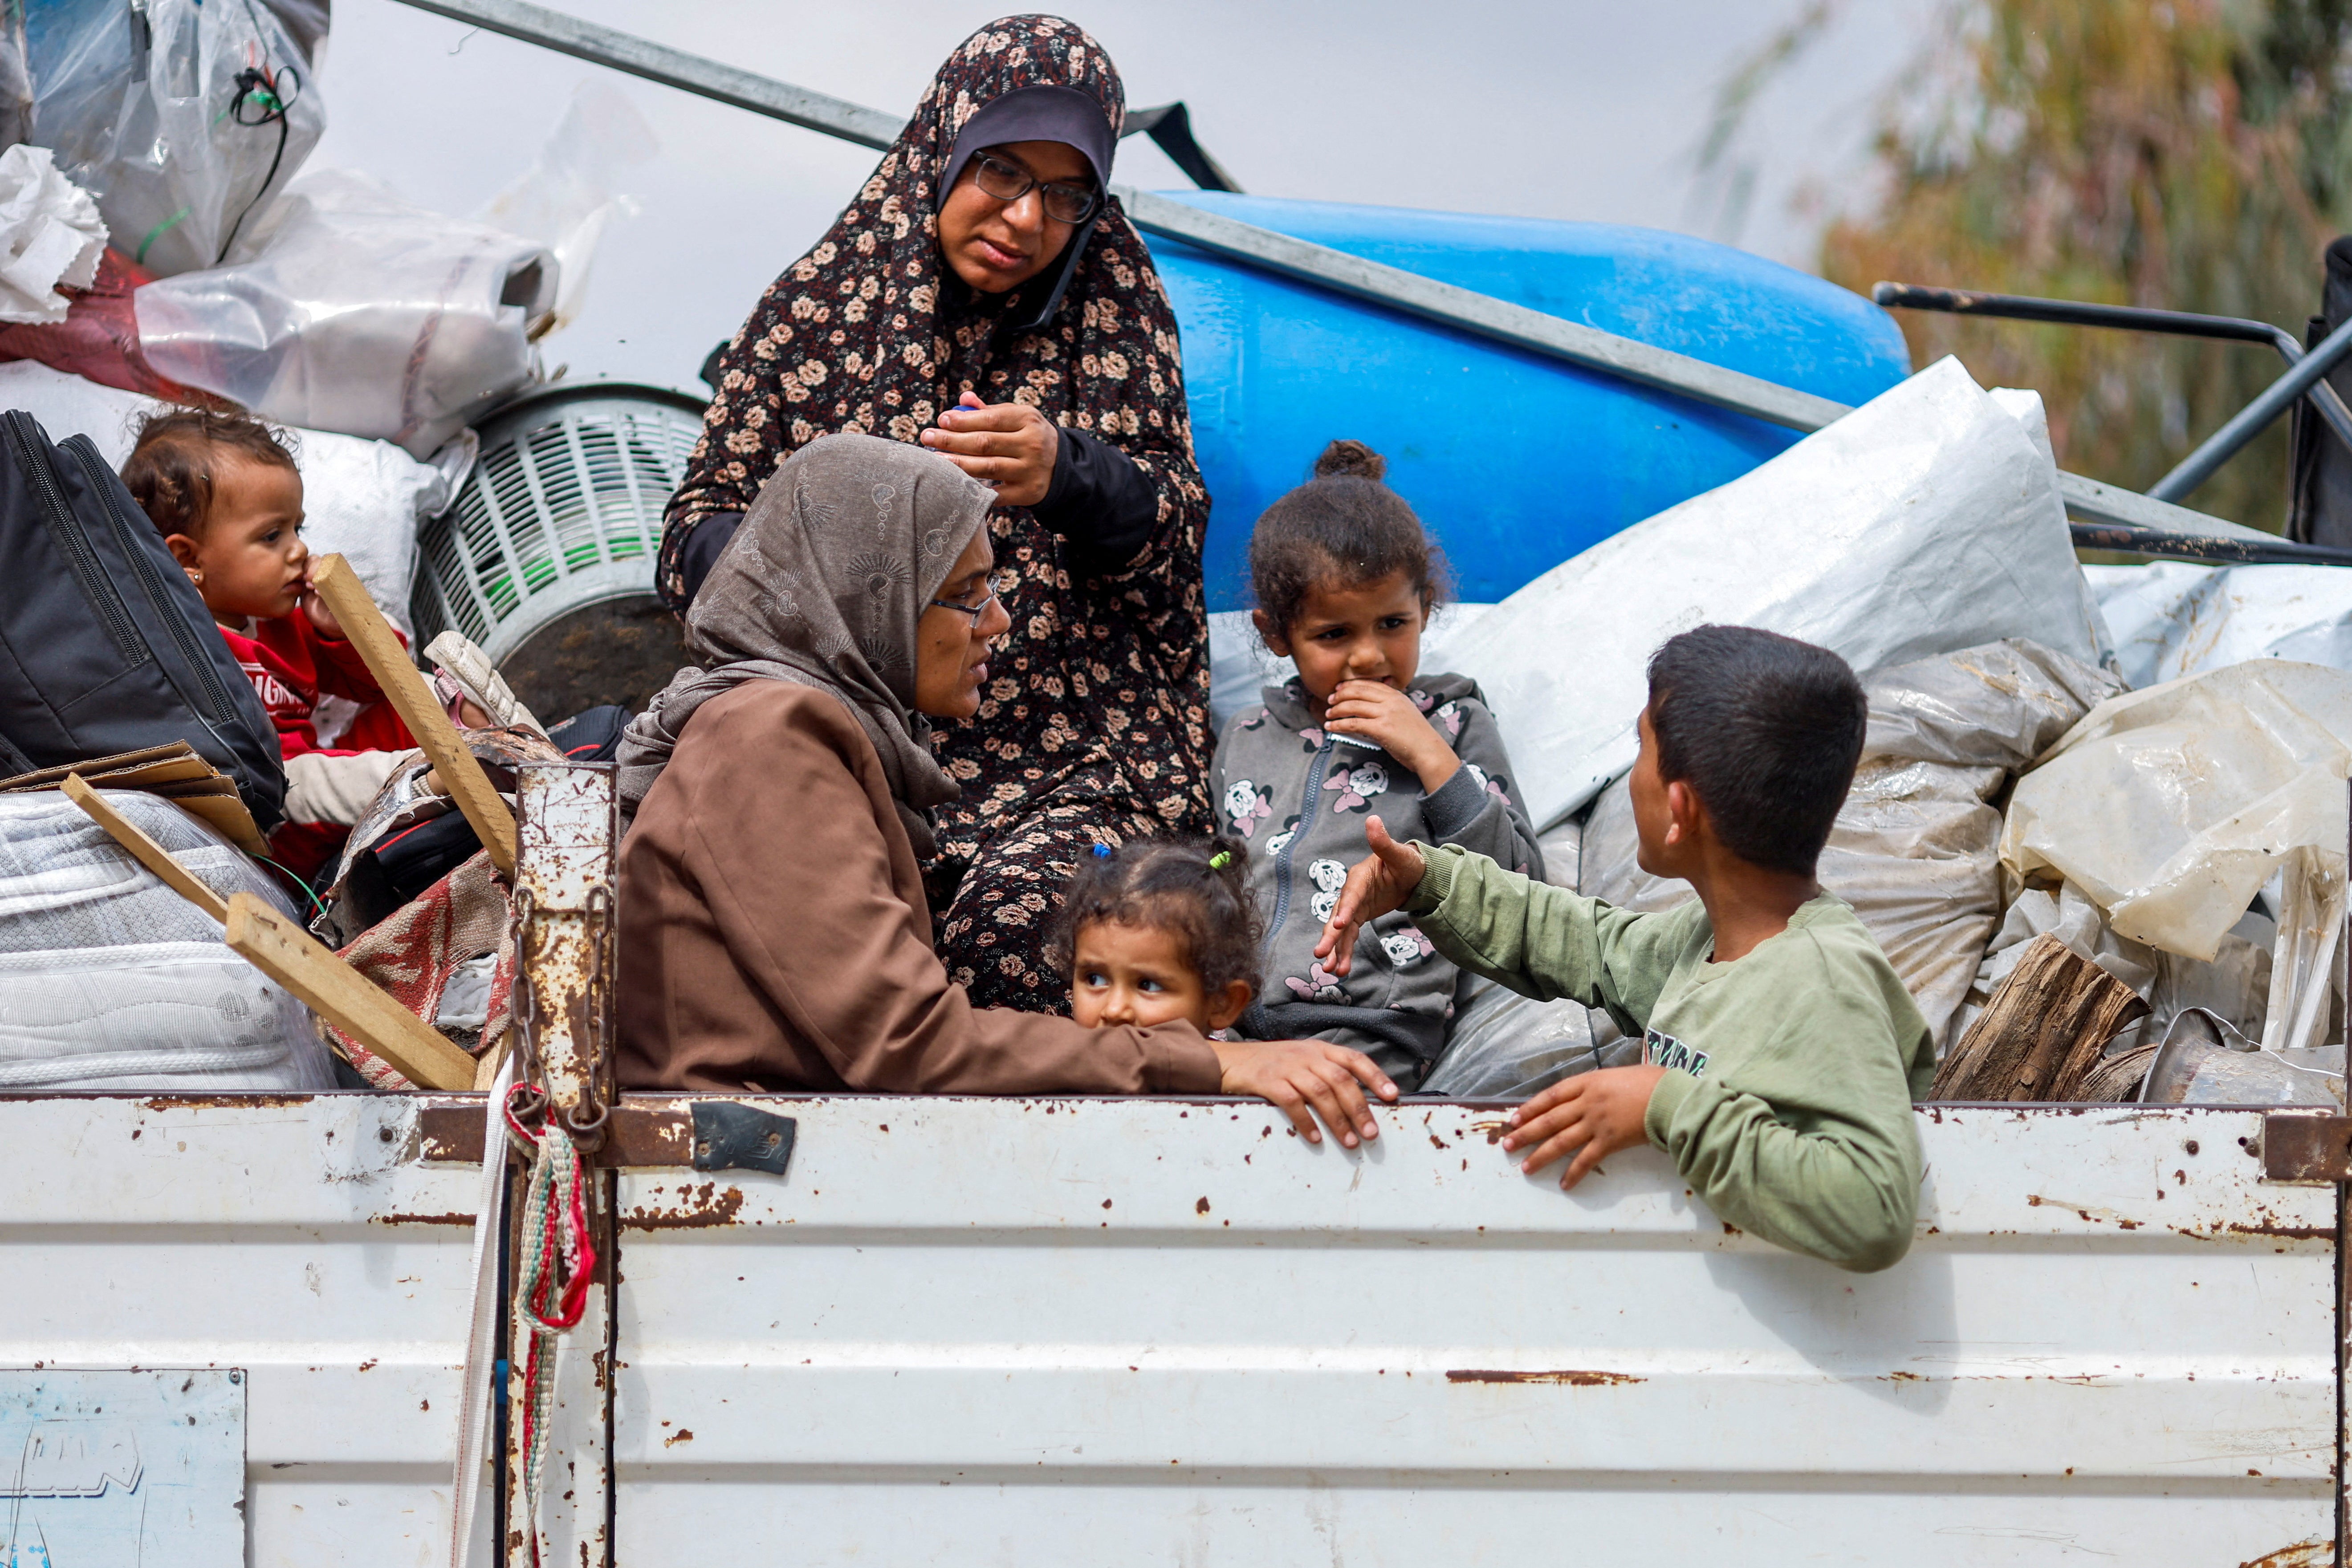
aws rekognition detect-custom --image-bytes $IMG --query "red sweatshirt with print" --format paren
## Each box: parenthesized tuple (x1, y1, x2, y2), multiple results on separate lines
(219, 613, 415, 879)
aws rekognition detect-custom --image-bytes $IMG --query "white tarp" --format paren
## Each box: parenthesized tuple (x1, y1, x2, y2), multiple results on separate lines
(2088, 561, 2352, 690)
(1442, 357, 2109, 829)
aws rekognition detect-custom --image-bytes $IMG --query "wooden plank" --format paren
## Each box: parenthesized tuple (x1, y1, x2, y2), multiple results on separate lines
(223, 891, 476, 1090)
(1931, 934, 2149, 1102)
(308, 553, 516, 878)
(62, 773, 231, 924)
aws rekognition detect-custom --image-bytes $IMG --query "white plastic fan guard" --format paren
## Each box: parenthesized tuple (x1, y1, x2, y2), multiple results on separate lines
(410, 392, 704, 666)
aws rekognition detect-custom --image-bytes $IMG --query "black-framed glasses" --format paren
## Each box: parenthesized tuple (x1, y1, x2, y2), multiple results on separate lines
(968, 150, 1101, 226)
(927, 573, 1014, 622)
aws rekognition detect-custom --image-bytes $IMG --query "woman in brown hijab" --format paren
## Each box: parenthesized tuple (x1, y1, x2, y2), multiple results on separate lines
(619, 435, 1395, 1146)
(659, 16, 1213, 1017)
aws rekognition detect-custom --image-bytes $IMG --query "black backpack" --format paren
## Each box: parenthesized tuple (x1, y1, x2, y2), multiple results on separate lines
(0, 410, 285, 829)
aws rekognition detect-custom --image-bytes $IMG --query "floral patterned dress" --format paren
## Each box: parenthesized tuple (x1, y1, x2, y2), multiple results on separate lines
(659, 16, 1214, 1009)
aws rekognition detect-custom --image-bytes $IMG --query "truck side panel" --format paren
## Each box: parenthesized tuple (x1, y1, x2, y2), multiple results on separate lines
(614, 1100, 2336, 1567)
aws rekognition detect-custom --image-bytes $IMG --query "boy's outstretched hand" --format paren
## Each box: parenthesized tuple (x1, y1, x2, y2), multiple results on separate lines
(1502, 1066, 1669, 1190)
(1314, 815, 1427, 977)
(1213, 1039, 1398, 1147)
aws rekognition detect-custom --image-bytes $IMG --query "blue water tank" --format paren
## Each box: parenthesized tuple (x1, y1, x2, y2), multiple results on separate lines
(1143, 194, 1913, 610)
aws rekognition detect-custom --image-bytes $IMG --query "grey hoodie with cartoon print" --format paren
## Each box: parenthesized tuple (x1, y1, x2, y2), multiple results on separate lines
(1211, 671, 1543, 1086)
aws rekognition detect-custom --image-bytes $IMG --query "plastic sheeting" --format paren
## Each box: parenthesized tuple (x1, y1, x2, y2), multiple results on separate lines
(0, 146, 104, 325)
(470, 80, 657, 338)
(2088, 561, 2352, 690)
(26, 0, 326, 280)
(0, 359, 468, 639)
(2002, 660, 2352, 964)
(1578, 640, 2120, 1052)
(0, 790, 333, 1091)
(1441, 358, 2109, 831)
(135, 171, 556, 460)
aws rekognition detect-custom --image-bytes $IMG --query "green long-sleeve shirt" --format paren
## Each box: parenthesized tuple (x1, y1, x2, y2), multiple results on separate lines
(1408, 844, 1934, 1272)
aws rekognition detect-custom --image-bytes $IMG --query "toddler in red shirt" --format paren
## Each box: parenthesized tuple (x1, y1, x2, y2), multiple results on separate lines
(121, 409, 419, 881)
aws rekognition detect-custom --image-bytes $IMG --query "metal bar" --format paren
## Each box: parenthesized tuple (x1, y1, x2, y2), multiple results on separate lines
(2265, 1113, 2352, 1182)
(1874, 281, 2299, 354)
(1878, 281, 2352, 473)
(505, 762, 620, 1568)
(2070, 522, 2352, 568)
(393, 0, 2326, 556)
(2154, 313, 2352, 501)
(1118, 188, 1847, 432)
(513, 763, 620, 1138)
(419, 1097, 798, 1172)
(387, 0, 903, 148)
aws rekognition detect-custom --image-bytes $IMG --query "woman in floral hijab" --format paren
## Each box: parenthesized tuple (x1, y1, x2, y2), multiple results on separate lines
(661, 14, 1213, 1010)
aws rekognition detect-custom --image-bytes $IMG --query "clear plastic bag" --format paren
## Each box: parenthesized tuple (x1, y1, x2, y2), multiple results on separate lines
(25, 0, 326, 279)
(135, 170, 557, 458)
(2001, 660, 2352, 964)
(470, 80, 656, 337)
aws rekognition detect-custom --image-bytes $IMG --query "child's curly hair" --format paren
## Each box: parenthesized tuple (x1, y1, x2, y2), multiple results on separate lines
(121, 407, 299, 543)
(1248, 439, 1449, 639)
(1046, 835, 1264, 1003)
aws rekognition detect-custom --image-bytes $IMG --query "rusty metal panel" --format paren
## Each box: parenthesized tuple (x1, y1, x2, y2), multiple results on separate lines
(610, 1099, 2336, 1566)
(506, 764, 619, 1568)
(2266, 1111, 2352, 1182)
(0, 1094, 490, 1566)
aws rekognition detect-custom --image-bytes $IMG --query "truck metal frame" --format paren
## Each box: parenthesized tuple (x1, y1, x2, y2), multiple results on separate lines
(6, 764, 2350, 1565)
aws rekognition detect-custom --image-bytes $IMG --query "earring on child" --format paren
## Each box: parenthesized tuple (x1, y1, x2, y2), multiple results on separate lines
(185, 567, 203, 585)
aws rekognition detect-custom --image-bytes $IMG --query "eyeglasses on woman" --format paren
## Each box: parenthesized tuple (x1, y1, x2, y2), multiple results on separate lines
(968, 150, 1101, 226)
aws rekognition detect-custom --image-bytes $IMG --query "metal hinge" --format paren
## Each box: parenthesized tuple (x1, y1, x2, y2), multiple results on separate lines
(418, 1096, 796, 1174)
(2259, 1112, 2352, 1182)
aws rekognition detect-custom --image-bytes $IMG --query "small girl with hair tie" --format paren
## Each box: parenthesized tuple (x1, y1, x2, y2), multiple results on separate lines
(1213, 439, 1542, 1089)
(1048, 836, 1263, 1037)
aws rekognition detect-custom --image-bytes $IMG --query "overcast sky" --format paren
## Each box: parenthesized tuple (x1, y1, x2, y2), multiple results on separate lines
(309, 0, 1941, 393)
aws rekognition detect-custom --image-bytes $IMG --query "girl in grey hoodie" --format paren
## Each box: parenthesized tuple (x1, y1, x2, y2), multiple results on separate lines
(1212, 440, 1542, 1088)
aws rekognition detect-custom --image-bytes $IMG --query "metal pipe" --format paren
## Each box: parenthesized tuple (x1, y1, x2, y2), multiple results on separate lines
(390, 0, 2333, 565)
(1874, 282, 2300, 355)
(2150, 312, 2352, 501)
(1116, 191, 1847, 432)
(1877, 280, 2352, 465)
(2068, 521, 2352, 567)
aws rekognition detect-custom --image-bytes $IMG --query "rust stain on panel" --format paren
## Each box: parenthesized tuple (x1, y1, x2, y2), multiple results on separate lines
(140, 1094, 313, 1110)
(1445, 1369, 1643, 1386)
(372, 1211, 475, 1227)
(2239, 1541, 2328, 1568)
(622, 1182, 745, 1230)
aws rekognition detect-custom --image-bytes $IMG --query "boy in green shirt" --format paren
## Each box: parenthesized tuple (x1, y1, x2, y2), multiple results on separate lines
(1316, 625, 1934, 1272)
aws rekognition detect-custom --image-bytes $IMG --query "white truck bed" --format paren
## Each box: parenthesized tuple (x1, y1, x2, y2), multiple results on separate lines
(0, 1091, 2332, 1565)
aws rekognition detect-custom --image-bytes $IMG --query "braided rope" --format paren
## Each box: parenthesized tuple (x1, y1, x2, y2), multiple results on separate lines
(506, 1087, 596, 1568)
